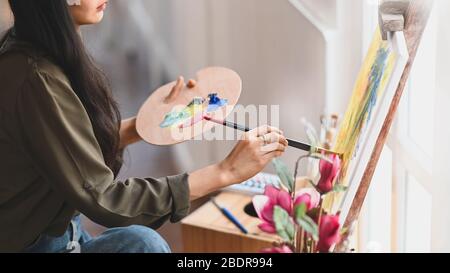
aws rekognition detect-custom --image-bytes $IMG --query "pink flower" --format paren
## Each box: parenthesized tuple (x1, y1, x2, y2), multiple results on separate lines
(264, 185, 292, 214)
(253, 186, 321, 234)
(294, 188, 321, 211)
(317, 154, 341, 194)
(317, 214, 341, 253)
(261, 245, 293, 253)
(253, 186, 291, 233)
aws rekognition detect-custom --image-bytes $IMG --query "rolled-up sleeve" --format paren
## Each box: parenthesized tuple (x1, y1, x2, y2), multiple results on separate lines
(15, 66, 190, 229)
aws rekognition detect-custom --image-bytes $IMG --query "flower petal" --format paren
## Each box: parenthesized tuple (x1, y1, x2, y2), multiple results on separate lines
(317, 154, 342, 194)
(294, 193, 311, 209)
(317, 214, 341, 253)
(252, 195, 270, 220)
(261, 202, 275, 222)
(264, 185, 280, 202)
(277, 190, 293, 214)
(258, 222, 277, 234)
(295, 188, 321, 210)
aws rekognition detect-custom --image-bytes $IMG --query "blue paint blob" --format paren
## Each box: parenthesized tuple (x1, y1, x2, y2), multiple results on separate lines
(367, 47, 389, 120)
(206, 93, 228, 113)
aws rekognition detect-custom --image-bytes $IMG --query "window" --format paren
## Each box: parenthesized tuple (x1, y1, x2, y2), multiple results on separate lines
(359, 0, 437, 253)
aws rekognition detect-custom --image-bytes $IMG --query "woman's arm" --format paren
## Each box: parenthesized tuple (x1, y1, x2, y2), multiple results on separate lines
(118, 115, 289, 200)
(119, 117, 142, 148)
(19, 68, 287, 229)
(19, 69, 191, 229)
(118, 117, 288, 200)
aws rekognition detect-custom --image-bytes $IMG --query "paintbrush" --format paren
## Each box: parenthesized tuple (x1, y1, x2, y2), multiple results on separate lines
(203, 116, 341, 155)
(211, 198, 248, 234)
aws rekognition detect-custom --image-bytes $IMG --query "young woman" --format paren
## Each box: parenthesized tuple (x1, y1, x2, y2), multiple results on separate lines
(0, 0, 288, 253)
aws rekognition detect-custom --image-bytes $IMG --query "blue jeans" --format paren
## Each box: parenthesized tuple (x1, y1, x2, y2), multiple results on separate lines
(23, 215, 171, 253)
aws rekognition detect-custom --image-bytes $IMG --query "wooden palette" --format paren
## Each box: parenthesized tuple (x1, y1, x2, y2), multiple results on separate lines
(136, 67, 242, 146)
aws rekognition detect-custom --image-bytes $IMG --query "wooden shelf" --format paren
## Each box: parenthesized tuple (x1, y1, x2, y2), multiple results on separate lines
(181, 192, 279, 253)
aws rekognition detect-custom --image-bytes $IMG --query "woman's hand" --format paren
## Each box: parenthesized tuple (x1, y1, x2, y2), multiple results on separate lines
(188, 125, 288, 200)
(218, 125, 288, 186)
(119, 117, 142, 149)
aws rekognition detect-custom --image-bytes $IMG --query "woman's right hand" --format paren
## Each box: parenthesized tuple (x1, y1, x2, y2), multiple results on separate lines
(188, 125, 288, 201)
(218, 125, 288, 187)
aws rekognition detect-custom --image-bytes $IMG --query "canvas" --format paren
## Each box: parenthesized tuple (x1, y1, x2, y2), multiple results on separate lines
(331, 27, 409, 221)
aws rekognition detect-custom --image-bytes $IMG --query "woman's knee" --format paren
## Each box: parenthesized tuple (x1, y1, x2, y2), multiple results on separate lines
(114, 225, 171, 253)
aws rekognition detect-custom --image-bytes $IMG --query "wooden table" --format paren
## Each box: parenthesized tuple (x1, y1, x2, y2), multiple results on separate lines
(181, 192, 279, 253)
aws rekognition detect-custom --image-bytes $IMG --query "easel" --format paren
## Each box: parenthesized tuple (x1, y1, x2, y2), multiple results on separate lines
(337, 0, 435, 251)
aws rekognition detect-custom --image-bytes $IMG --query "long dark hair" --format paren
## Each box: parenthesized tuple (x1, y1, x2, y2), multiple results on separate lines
(6, 0, 123, 176)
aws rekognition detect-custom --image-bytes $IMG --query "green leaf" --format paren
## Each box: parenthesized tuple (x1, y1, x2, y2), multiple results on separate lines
(294, 204, 319, 241)
(295, 203, 307, 218)
(298, 216, 319, 241)
(333, 184, 348, 193)
(272, 159, 294, 193)
(273, 206, 295, 242)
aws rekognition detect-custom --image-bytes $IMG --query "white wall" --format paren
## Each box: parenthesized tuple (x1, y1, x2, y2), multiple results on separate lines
(431, 0, 450, 252)
(150, 0, 364, 172)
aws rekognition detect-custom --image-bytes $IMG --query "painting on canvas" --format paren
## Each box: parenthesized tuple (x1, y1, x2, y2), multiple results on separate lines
(331, 27, 409, 221)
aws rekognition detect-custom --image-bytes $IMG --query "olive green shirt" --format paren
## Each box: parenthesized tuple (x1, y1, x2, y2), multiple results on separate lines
(0, 36, 190, 252)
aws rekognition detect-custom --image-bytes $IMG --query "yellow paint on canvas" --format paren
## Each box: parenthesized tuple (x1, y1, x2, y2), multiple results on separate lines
(334, 27, 397, 185)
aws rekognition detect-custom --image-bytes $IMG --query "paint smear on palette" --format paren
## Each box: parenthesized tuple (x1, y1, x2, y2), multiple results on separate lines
(334, 28, 396, 184)
(160, 93, 228, 129)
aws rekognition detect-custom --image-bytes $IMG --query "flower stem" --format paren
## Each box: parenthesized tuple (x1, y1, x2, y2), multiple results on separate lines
(293, 154, 312, 197)
(298, 227, 304, 253)
(314, 198, 324, 253)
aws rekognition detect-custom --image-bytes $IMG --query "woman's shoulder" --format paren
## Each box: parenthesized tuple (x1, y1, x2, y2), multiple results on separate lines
(1, 40, 71, 90)
(0, 42, 78, 116)
(0, 49, 68, 84)
(0, 33, 68, 83)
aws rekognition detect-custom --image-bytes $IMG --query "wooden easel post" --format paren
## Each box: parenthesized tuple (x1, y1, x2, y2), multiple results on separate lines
(379, 0, 410, 40)
(336, 0, 435, 252)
